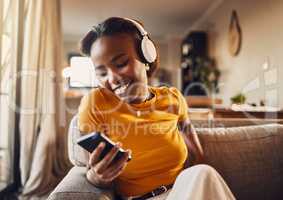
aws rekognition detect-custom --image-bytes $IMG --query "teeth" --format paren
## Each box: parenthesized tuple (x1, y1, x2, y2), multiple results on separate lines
(121, 85, 127, 90)
(116, 82, 129, 94)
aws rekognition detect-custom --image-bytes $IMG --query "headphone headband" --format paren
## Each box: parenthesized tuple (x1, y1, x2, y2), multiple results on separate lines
(123, 18, 148, 36)
(90, 17, 157, 63)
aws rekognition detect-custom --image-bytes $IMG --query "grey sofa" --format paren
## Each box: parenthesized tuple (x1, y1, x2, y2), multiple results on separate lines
(48, 116, 283, 200)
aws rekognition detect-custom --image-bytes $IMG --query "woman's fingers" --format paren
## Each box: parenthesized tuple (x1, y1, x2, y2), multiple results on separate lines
(101, 150, 131, 179)
(89, 142, 105, 167)
(103, 161, 127, 180)
(103, 163, 127, 181)
(86, 146, 132, 186)
(95, 143, 121, 174)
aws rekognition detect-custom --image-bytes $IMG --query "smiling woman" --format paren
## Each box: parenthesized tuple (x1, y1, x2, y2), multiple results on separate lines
(79, 18, 159, 104)
(77, 17, 235, 200)
(90, 33, 151, 104)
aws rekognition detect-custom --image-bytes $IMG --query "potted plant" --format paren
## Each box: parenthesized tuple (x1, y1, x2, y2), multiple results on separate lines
(230, 93, 246, 104)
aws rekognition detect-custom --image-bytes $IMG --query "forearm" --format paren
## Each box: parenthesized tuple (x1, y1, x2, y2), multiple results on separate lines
(186, 132, 204, 164)
(180, 123, 204, 165)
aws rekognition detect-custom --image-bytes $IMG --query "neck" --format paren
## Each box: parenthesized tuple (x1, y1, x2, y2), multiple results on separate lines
(129, 86, 152, 104)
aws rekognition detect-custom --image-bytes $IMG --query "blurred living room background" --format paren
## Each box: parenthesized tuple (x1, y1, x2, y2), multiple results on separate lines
(0, 0, 282, 199)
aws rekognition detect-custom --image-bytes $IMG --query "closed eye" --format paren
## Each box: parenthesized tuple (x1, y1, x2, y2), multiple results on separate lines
(95, 69, 107, 77)
(97, 72, 107, 77)
(115, 59, 129, 69)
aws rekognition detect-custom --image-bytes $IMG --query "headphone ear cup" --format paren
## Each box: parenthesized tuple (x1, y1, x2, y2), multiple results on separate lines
(141, 36, 157, 63)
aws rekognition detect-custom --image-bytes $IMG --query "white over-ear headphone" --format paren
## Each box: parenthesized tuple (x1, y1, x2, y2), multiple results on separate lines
(124, 18, 157, 64)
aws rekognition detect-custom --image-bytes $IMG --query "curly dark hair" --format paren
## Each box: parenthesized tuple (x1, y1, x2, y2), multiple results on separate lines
(79, 17, 159, 78)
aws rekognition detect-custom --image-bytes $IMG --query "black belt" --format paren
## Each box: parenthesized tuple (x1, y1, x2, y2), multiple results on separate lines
(132, 184, 173, 200)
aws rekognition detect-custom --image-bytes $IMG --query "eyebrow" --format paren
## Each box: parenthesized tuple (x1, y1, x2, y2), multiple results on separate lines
(94, 53, 126, 69)
(111, 53, 127, 63)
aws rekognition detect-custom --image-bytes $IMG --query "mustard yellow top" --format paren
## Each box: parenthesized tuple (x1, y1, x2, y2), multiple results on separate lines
(78, 86, 189, 197)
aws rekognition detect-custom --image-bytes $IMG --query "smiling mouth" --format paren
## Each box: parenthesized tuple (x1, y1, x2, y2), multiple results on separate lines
(113, 81, 131, 96)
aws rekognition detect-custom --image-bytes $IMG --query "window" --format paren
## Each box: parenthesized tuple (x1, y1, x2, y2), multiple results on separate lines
(63, 56, 99, 88)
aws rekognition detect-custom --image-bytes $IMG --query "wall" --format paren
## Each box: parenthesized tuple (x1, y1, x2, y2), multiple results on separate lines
(153, 36, 182, 88)
(195, 0, 283, 108)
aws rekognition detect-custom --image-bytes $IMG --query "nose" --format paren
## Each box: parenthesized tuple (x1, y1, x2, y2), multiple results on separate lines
(108, 70, 122, 87)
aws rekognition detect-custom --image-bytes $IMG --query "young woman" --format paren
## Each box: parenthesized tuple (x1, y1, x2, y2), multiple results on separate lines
(78, 17, 235, 200)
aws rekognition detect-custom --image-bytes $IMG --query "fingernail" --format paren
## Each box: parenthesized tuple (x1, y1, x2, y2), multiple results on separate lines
(100, 142, 105, 147)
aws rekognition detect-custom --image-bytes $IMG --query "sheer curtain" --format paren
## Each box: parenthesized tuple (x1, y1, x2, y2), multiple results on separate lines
(19, 0, 71, 198)
(0, 0, 23, 191)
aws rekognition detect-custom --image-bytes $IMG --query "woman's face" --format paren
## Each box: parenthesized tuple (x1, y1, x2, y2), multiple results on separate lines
(90, 33, 149, 104)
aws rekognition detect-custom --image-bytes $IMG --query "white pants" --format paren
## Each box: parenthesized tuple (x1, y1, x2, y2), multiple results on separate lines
(145, 165, 235, 200)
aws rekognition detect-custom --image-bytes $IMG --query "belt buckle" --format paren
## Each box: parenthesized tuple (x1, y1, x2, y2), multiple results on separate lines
(151, 185, 167, 197)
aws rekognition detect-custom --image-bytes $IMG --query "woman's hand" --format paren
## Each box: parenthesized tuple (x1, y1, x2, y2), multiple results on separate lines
(86, 142, 131, 188)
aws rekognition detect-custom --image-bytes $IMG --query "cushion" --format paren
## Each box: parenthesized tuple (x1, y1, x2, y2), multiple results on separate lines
(196, 124, 283, 199)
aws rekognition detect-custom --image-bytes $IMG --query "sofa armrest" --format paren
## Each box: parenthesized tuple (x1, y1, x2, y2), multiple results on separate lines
(68, 115, 89, 166)
(47, 166, 115, 200)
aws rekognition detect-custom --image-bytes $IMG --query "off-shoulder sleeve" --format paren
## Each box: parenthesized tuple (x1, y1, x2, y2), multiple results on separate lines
(78, 90, 104, 134)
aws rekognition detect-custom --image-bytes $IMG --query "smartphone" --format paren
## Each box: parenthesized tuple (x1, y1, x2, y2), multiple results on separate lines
(77, 132, 131, 162)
